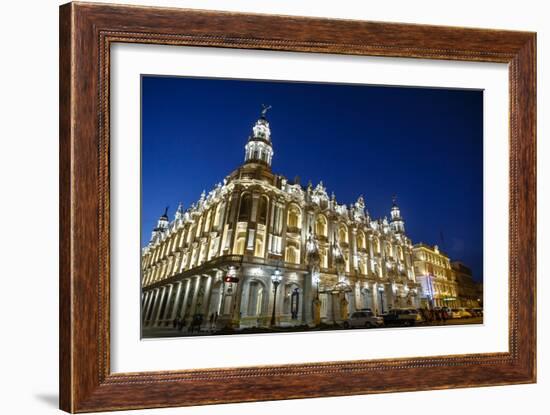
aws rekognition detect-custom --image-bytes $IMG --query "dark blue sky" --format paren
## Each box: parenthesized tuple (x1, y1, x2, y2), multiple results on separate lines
(142, 76, 483, 281)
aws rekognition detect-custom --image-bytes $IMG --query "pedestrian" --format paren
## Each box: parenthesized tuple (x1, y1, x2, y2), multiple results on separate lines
(442, 309, 448, 323)
(209, 313, 214, 331)
(421, 307, 428, 322)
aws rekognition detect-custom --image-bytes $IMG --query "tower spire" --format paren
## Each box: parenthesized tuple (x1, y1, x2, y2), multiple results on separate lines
(243, 105, 274, 167)
(390, 195, 405, 233)
(150, 206, 170, 242)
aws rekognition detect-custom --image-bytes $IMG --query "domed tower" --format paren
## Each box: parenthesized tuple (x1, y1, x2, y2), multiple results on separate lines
(243, 104, 274, 167)
(150, 206, 169, 242)
(390, 195, 405, 234)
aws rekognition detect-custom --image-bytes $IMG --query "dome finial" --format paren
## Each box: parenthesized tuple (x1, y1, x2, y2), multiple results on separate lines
(261, 104, 272, 118)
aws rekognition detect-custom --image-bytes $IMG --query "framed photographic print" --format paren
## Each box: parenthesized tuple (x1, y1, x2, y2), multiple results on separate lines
(59, 2, 536, 412)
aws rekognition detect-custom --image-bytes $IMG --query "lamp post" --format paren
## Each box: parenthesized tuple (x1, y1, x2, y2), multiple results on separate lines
(270, 267, 282, 327)
(312, 270, 320, 300)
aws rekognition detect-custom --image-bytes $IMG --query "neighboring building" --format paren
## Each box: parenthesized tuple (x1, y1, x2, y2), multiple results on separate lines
(475, 282, 484, 308)
(451, 261, 481, 308)
(413, 244, 458, 308)
(140, 108, 421, 331)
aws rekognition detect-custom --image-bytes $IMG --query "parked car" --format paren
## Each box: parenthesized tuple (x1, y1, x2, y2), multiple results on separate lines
(343, 310, 384, 329)
(382, 308, 423, 326)
(459, 307, 472, 317)
(450, 308, 472, 319)
(471, 308, 484, 317)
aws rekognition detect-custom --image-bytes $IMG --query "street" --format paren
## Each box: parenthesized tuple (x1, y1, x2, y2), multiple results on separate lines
(142, 316, 483, 338)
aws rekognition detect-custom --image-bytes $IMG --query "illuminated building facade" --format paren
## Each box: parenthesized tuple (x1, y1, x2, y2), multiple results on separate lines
(140, 108, 421, 332)
(413, 243, 459, 308)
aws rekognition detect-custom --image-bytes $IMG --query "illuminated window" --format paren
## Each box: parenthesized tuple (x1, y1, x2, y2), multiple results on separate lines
(204, 210, 212, 232)
(213, 203, 223, 228)
(258, 196, 268, 224)
(338, 225, 348, 244)
(357, 231, 365, 249)
(233, 230, 246, 255)
(287, 204, 301, 229)
(319, 248, 328, 268)
(373, 238, 380, 253)
(195, 217, 203, 237)
(238, 194, 252, 222)
(316, 215, 327, 237)
(247, 281, 264, 316)
(187, 225, 195, 244)
(254, 232, 265, 258)
(285, 243, 300, 264)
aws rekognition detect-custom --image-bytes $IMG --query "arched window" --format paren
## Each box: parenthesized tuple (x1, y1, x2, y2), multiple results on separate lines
(287, 204, 301, 229)
(316, 215, 327, 237)
(385, 243, 392, 258)
(319, 248, 328, 269)
(254, 233, 265, 258)
(360, 259, 368, 275)
(177, 229, 185, 248)
(195, 217, 203, 237)
(285, 243, 300, 264)
(247, 281, 264, 317)
(238, 194, 252, 222)
(187, 225, 195, 244)
(213, 203, 223, 228)
(233, 229, 247, 255)
(397, 246, 404, 261)
(204, 209, 212, 232)
(357, 231, 365, 250)
(338, 225, 348, 244)
(373, 238, 380, 254)
(258, 196, 268, 224)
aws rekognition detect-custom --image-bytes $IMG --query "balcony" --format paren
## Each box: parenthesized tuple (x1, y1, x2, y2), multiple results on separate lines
(286, 225, 301, 234)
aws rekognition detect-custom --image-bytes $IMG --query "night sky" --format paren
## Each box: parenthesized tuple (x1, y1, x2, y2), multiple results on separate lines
(141, 76, 483, 282)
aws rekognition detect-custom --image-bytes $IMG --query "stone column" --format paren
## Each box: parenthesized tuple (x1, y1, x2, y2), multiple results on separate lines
(146, 289, 159, 325)
(170, 282, 184, 320)
(303, 271, 313, 326)
(352, 283, 359, 310)
(179, 279, 192, 321)
(188, 277, 199, 317)
(240, 281, 250, 318)
(230, 271, 244, 328)
(385, 283, 395, 310)
(141, 291, 149, 323)
(161, 284, 175, 326)
(153, 286, 167, 326)
(202, 276, 213, 316)
(142, 291, 154, 324)
(372, 284, 381, 315)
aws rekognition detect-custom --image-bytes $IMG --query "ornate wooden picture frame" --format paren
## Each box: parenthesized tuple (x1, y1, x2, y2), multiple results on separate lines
(59, 2, 536, 412)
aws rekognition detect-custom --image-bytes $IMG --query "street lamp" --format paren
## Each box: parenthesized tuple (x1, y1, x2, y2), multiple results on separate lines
(312, 270, 320, 299)
(270, 267, 283, 327)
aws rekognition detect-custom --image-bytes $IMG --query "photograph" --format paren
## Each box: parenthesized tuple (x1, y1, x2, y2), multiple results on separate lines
(140, 76, 484, 338)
